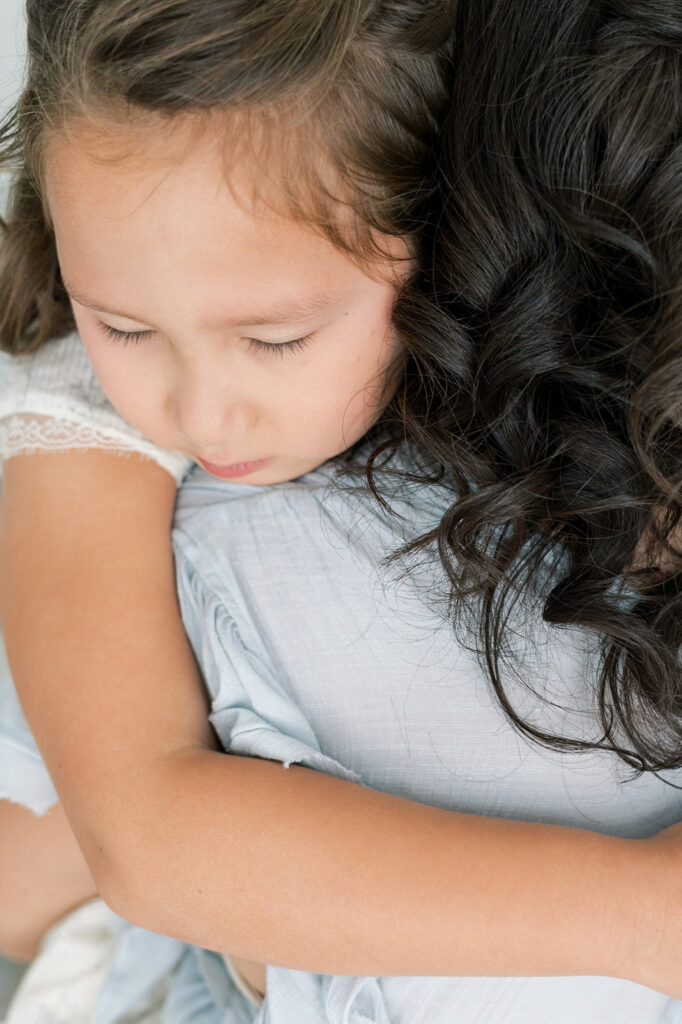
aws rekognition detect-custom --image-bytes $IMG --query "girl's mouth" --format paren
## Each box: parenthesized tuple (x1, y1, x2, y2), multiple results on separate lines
(196, 458, 272, 479)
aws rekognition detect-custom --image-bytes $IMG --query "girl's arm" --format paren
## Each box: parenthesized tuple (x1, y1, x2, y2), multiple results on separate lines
(0, 800, 97, 962)
(0, 451, 678, 995)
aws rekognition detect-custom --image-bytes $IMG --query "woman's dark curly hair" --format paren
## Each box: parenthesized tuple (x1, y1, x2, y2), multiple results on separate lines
(1, 0, 681, 772)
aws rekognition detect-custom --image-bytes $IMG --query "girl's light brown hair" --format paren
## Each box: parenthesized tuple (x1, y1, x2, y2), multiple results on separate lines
(0, 0, 451, 351)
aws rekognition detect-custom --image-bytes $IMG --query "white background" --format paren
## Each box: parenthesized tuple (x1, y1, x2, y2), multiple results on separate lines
(0, 0, 26, 212)
(0, 0, 26, 115)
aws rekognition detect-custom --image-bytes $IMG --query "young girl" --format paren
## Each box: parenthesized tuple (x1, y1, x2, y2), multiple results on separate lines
(1, 0, 681, 1019)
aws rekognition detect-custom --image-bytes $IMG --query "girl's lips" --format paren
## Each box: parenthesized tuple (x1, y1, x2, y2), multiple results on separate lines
(196, 457, 272, 479)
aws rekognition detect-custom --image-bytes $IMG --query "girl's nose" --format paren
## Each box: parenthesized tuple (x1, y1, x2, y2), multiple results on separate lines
(174, 379, 255, 450)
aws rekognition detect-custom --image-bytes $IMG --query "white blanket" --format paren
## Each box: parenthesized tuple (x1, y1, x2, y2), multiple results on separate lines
(2, 899, 165, 1024)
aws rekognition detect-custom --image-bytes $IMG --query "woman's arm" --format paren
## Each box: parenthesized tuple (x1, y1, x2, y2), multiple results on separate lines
(0, 452, 678, 994)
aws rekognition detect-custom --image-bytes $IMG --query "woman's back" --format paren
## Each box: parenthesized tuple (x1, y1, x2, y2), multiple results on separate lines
(171, 461, 682, 1023)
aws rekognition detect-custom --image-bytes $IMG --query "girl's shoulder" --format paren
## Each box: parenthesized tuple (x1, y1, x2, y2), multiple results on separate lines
(0, 331, 95, 395)
(0, 333, 191, 482)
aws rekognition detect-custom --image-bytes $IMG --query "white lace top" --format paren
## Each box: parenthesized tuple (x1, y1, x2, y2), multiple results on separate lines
(0, 332, 192, 481)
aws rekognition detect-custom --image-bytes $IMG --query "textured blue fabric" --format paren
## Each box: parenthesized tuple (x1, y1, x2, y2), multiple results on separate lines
(165, 462, 682, 1024)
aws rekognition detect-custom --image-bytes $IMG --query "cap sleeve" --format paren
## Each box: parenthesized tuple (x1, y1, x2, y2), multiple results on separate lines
(0, 333, 192, 483)
(174, 531, 362, 783)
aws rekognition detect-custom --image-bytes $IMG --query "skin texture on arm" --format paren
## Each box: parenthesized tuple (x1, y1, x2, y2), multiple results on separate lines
(0, 451, 679, 994)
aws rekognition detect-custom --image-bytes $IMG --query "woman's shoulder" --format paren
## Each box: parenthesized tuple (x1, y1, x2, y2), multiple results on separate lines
(172, 446, 458, 607)
(173, 461, 341, 544)
(175, 446, 451, 530)
(177, 440, 455, 520)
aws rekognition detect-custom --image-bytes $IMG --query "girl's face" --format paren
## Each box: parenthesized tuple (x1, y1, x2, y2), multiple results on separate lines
(45, 121, 407, 484)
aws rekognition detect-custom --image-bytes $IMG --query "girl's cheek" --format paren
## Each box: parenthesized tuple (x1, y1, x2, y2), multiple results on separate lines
(71, 312, 117, 382)
(77, 332, 123, 396)
(74, 322, 157, 431)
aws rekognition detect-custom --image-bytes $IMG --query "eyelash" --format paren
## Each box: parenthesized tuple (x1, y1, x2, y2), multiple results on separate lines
(97, 322, 312, 358)
(248, 335, 312, 359)
(98, 323, 155, 345)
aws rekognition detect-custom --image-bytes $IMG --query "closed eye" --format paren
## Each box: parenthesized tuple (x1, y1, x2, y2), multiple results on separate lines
(98, 322, 155, 344)
(247, 335, 313, 359)
(97, 321, 312, 358)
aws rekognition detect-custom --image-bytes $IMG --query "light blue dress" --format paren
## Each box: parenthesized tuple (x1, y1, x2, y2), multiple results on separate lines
(2, 453, 682, 1023)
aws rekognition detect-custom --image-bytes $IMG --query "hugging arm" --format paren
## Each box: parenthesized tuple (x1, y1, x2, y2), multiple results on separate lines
(0, 451, 679, 994)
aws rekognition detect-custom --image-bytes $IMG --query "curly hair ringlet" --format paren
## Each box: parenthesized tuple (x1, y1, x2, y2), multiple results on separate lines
(0, 0, 681, 775)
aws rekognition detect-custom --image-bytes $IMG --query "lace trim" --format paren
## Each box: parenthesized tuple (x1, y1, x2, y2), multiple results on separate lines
(0, 415, 193, 482)
(0, 414, 151, 456)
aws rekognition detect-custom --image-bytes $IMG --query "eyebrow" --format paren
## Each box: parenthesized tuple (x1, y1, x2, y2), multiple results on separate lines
(62, 282, 345, 327)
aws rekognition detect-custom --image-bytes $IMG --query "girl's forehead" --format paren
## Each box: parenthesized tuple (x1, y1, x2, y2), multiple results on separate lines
(43, 120, 403, 332)
(45, 109, 342, 231)
(44, 115, 409, 299)
(45, 113, 271, 209)
(46, 118, 333, 255)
